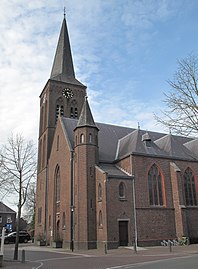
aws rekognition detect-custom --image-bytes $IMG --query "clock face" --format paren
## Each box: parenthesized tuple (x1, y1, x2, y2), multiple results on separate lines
(62, 88, 74, 99)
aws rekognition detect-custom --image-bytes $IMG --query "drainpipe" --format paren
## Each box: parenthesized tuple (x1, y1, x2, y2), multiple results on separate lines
(70, 150, 74, 251)
(130, 154, 138, 252)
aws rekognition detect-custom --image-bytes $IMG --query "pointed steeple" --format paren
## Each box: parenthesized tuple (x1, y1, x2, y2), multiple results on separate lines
(76, 97, 98, 129)
(50, 17, 84, 86)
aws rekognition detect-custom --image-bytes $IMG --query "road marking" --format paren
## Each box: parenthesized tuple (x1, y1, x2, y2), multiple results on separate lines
(106, 253, 198, 269)
(31, 261, 43, 269)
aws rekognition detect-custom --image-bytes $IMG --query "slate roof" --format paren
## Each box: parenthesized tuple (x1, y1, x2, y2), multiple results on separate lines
(50, 18, 85, 87)
(76, 97, 98, 129)
(61, 117, 198, 162)
(98, 163, 132, 179)
(0, 202, 16, 214)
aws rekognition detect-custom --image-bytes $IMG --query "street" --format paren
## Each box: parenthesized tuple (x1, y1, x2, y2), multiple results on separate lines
(2, 243, 198, 269)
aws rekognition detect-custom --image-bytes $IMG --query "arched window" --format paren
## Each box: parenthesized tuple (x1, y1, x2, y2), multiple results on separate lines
(70, 100, 78, 119)
(148, 164, 164, 206)
(99, 210, 103, 227)
(42, 135, 46, 168)
(55, 165, 61, 213)
(40, 106, 44, 134)
(80, 134, 84, 143)
(56, 97, 64, 121)
(98, 183, 102, 201)
(62, 212, 66, 229)
(184, 168, 197, 206)
(119, 182, 126, 198)
(56, 104, 64, 119)
(57, 135, 59, 151)
(89, 133, 92, 143)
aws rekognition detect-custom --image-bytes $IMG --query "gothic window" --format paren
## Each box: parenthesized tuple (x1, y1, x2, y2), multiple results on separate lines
(70, 107, 74, 118)
(56, 104, 64, 119)
(62, 212, 66, 229)
(98, 183, 102, 201)
(99, 210, 103, 227)
(55, 165, 61, 213)
(184, 168, 197, 206)
(40, 106, 44, 134)
(89, 133, 92, 143)
(57, 135, 59, 151)
(49, 215, 51, 229)
(44, 100, 47, 129)
(42, 135, 46, 168)
(38, 207, 42, 223)
(119, 182, 126, 199)
(148, 164, 164, 206)
(70, 100, 78, 119)
(39, 139, 42, 171)
(80, 134, 84, 143)
(75, 108, 78, 118)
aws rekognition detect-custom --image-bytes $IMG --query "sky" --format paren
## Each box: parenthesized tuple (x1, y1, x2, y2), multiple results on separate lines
(1, 0, 198, 207)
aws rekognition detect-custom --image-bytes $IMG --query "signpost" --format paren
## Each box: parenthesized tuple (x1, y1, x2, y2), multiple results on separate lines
(0, 227, 5, 267)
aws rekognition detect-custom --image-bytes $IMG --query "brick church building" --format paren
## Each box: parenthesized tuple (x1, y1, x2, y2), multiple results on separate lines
(35, 16, 198, 250)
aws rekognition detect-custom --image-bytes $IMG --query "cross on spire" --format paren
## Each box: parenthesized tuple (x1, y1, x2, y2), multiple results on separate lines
(64, 7, 66, 19)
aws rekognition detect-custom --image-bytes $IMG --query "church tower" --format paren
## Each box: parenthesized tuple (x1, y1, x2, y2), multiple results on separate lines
(35, 16, 86, 239)
(74, 97, 99, 249)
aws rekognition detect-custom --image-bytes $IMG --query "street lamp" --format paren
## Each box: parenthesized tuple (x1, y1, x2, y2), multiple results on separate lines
(132, 175, 138, 253)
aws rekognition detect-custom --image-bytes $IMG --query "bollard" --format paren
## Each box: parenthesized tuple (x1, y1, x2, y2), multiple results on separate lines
(0, 254, 3, 267)
(168, 241, 172, 253)
(22, 249, 25, 263)
(104, 243, 107, 254)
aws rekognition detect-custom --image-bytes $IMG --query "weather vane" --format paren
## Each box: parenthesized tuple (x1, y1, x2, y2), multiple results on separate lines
(64, 7, 66, 18)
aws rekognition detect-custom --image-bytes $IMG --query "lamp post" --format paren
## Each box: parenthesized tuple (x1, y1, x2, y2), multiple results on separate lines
(132, 175, 138, 253)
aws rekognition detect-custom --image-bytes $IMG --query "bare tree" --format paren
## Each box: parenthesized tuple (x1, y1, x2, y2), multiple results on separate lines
(0, 134, 37, 260)
(23, 181, 36, 229)
(155, 54, 198, 136)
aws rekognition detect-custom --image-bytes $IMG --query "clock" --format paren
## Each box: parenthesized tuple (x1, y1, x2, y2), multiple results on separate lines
(62, 88, 74, 99)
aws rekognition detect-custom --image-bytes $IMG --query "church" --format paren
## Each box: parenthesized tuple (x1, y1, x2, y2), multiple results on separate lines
(35, 16, 198, 250)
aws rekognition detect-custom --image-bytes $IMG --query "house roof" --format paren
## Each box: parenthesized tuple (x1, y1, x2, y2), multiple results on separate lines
(0, 202, 16, 214)
(61, 117, 197, 162)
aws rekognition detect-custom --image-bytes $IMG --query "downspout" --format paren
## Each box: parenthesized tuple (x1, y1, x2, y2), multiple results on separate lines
(44, 163, 48, 243)
(130, 154, 137, 251)
(70, 150, 74, 251)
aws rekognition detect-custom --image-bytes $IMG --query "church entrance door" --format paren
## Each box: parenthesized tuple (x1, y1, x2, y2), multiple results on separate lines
(119, 221, 128, 246)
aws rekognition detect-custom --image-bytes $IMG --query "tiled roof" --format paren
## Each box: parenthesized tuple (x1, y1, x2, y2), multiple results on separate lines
(0, 202, 16, 214)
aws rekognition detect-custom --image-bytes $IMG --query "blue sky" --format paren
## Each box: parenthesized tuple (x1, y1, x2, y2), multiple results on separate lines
(1, 0, 198, 146)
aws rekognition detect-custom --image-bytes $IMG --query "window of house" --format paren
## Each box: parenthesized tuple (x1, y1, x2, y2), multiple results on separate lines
(184, 167, 197, 206)
(148, 164, 164, 206)
(98, 183, 102, 201)
(119, 182, 126, 199)
(0, 216, 2, 223)
(7, 216, 12, 223)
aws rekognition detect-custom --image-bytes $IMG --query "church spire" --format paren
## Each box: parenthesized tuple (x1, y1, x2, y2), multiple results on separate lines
(50, 16, 84, 86)
(76, 97, 98, 129)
